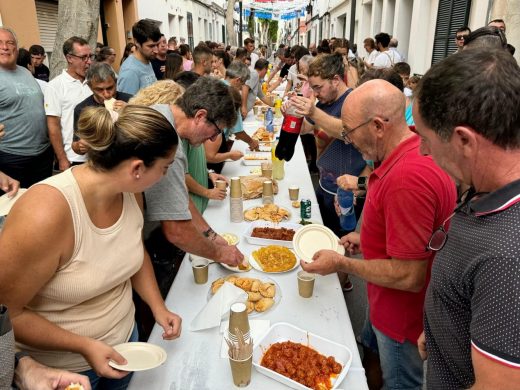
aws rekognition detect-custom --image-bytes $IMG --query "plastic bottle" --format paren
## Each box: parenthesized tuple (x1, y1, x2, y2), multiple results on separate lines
(337, 188, 357, 231)
(272, 138, 285, 180)
(261, 81, 268, 95)
(275, 100, 303, 161)
(274, 97, 283, 118)
(265, 108, 274, 135)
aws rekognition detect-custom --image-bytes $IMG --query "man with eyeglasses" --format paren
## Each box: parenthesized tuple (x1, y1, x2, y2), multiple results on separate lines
(301, 79, 456, 389)
(413, 49, 520, 389)
(0, 27, 53, 189)
(44, 36, 93, 171)
(117, 19, 160, 95)
(455, 26, 471, 52)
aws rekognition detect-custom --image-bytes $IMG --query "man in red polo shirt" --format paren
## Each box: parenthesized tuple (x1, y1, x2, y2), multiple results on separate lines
(302, 79, 457, 389)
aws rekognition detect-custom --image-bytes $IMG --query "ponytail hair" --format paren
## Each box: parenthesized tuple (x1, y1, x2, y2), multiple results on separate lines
(77, 105, 178, 171)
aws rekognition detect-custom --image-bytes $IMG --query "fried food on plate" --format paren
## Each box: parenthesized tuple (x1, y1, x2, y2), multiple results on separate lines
(252, 245, 297, 272)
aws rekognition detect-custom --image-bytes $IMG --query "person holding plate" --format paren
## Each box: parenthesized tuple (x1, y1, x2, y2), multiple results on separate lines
(0, 105, 182, 390)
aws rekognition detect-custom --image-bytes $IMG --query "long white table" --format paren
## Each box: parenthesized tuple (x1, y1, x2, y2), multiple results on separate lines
(128, 112, 368, 390)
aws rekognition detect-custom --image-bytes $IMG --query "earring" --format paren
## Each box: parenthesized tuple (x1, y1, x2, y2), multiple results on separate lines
(136, 174, 140, 179)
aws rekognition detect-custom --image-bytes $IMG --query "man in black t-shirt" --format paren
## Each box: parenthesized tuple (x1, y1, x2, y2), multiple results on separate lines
(414, 49, 520, 389)
(73, 63, 132, 155)
(150, 34, 167, 80)
(29, 45, 49, 82)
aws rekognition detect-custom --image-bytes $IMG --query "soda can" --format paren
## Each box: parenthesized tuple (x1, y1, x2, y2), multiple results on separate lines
(300, 199, 312, 220)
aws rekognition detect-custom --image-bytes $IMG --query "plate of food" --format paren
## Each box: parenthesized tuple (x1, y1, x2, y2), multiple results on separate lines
(252, 127, 275, 143)
(252, 322, 352, 389)
(244, 221, 302, 248)
(208, 273, 281, 316)
(242, 153, 271, 166)
(249, 245, 299, 273)
(244, 204, 291, 223)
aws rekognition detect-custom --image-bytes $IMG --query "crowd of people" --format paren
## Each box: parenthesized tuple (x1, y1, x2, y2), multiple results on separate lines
(0, 14, 518, 390)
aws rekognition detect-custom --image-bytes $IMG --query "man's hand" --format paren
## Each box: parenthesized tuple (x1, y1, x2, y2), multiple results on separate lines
(113, 100, 127, 111)
(153, 307, 182, 341)
(208, 172, 228, 186)
(289, 95, 315, 117)
(417, 331, 427, 360)
(57, 157, 71, 171)
(0, 171, 20, 197)
(15, 356, 92, 390)
(241, 107, 248, 119)
(0, 123, 5, 140)
(82, 339, 129, 380)
(248, 139, 259, 151)
(215, 244, 245, 267)
(206, 187, 227, 200)
(300, 249, 341, 275)
(340, 232, 361, 255)
(337, 174, 359, 191)
(71, 139, 90, 155)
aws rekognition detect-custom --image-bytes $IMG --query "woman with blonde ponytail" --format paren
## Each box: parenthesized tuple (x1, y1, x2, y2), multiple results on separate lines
(0, 105, 181, 390)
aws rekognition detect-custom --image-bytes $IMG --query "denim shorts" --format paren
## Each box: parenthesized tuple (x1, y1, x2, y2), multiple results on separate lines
(80, 323, 138, 390)
(361, 317, 423, 390)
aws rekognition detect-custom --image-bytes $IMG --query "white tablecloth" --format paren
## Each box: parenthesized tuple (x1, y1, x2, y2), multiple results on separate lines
(128, 112, 368, 390)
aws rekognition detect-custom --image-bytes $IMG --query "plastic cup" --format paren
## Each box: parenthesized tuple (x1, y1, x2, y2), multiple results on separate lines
(289, 185, 300, 201)
(229, 354, 253, 387)
(215, 180, 227, 190)
(191, 256, 209, 284)
(261, 162, 272, 178)
(297, 271, 315, 298)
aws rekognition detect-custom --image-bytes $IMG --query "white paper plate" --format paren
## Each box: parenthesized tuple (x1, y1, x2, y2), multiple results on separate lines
(252, 322, 352, 389)
(109, 342, 167, 371)
(207, 272, 282, 317)
(292, 224, 345, 263)
(248, 249, 300, 274)
(0, 189, 27, 216)
(219, 261, 252, 273)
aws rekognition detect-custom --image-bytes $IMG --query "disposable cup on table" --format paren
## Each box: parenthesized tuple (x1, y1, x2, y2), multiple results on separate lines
(228, 302, 250, 339)
(297, 271, 315, 298)
(229, 354, 253, 387)
(288, 185, 300, 201)
(261, 162, 272, 179)
(191, 256, 209, 284)
(215, 180, 227, 190)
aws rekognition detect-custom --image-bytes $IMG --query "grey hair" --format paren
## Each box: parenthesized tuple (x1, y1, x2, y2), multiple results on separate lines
(299, 54, 314, 68)
(86, 62, 117, 85)
(226, 61, 250, 83)
(0, 27, 18, 46)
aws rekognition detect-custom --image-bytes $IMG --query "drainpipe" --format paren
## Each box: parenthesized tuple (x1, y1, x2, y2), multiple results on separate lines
(349, 0, 356, 42)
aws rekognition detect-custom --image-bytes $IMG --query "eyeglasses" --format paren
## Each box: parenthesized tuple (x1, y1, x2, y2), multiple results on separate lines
(68, 53, 95, 62)
(456, 35, 468, 41)
(206, 117, 222, 137)
(341, 118, 373, 144)
(427, 188, 488, 251)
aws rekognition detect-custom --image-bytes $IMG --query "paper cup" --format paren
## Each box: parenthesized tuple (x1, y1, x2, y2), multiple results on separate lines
(229, 354, 252, 387)
(261, 162, 272, 179)
(230, 177, 242, 198)
(297, 271, 315, 298)
(262, 181, 274, 196)
(289, 185, 300, 201)
(216, 180, 227, 190)
(229, 302, 250, 337)
(191, 256, 209, 284)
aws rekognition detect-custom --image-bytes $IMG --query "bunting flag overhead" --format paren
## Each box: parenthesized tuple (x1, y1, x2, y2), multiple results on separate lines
(241, 0, 309, 20)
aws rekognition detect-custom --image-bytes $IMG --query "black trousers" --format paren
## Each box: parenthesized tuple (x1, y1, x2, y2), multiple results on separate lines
(0, 146, 53, 190)
(133, 227, 186, 341)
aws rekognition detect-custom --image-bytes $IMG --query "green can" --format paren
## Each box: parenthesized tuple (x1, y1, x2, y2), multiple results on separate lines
(300, 199, 312, 220)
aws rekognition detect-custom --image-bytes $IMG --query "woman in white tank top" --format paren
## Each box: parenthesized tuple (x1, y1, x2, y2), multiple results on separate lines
(0, 105, 181, 389)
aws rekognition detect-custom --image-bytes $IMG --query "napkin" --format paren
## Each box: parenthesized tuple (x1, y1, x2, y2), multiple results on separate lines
(190, 282, 248, 331)
(219, 320, 271, 358)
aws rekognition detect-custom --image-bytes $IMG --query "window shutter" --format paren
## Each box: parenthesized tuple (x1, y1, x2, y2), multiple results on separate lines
(35, 0, 58, 54)
(432, 0, 471, 65)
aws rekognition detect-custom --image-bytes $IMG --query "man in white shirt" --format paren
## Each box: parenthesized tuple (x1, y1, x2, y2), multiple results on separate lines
(389, 38, 405, 62)
(244, 37, 259, 70)
(44, 36, 93, 170)
(373, 33, 399, 69)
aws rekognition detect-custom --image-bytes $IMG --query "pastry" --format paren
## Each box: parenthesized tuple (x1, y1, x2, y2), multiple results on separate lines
(247, 291, 262, 302)
(255, 297, 274, 312)
(211, 278, 225, 294)
(259, 282, 276, 298)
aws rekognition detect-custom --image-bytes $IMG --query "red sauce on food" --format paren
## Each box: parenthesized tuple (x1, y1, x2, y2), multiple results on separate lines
(260, 341, 342, 390)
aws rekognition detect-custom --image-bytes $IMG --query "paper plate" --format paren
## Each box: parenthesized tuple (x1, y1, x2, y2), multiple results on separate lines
(219, 261, 252, 273)
(248, 247, 300, 274)
(292, 224, 345, 263)
(0, 189, 27, 216)
(109, 342, 167, 371)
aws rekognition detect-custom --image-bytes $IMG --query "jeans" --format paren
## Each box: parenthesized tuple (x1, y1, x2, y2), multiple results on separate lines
(361, 317, 423, 390)
(0, 146, 53, 189)
(80, 324, 138, 390)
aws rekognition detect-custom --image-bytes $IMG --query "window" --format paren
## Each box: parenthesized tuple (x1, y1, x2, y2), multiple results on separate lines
(432, 0, 471, 64)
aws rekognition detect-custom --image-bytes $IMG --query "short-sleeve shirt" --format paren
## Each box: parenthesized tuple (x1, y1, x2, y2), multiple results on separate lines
(222, 80, 244, 139)
(33, 64, 50, 82)
(143, 104, 190, 238)
(0, 65, 49, 156)
(373, 50, 399, 69)
(366, 50, 379, 65)
(245, 70, 264, 112)
(287, 64, 302, 91)
(182, 139, 209, 213)
(280, 63, 290, 79)
(151, 58, 166, 81)
(117, 55, 157, 95)
(424, 180, 520, 389)
(44, 70, 92, 162)
(361, 135, 457, 343)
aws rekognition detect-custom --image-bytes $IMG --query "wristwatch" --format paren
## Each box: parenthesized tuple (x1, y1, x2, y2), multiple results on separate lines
(357, 176, 368, 190)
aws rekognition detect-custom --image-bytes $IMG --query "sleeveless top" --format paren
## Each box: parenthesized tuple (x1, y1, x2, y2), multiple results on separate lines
(17, 168, 144, 372)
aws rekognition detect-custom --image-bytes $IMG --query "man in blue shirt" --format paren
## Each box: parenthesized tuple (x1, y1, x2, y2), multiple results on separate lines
(117, 19, 160, 95)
